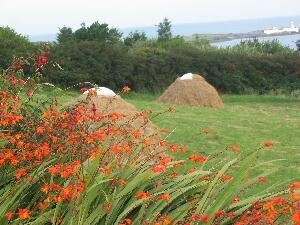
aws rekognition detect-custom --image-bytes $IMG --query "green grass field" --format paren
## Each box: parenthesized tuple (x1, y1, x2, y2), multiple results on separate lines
(123, 94, 300, 186)
(56, 91, 300, 187)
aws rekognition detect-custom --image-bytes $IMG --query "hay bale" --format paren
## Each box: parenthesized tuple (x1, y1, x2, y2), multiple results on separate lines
(69, 90, 164, 162)
(158, 74, 224, 108)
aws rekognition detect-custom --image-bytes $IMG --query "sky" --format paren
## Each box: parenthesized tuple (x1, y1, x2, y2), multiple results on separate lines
(1, 0, 300, 35)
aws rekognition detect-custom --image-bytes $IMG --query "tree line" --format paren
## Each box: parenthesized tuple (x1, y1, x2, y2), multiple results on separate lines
(1, 18, 300, 94)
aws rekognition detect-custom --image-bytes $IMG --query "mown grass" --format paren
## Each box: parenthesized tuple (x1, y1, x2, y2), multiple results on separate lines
(56, 91, 300, 188)
(123, 93, 300, 187)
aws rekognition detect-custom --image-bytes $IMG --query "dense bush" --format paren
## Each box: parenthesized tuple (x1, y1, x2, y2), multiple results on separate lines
(43, 21, 300, 94)
(0, 27, 36, 69)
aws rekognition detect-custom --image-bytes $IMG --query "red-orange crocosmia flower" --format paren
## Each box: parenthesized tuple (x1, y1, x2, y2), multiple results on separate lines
(160, 128, 169, 133)
(6, 211, 13, 221)
(80, 87, 89, 93)
(123, 218, 132, 224)
(14, 168, 26, 180)
(214, 210, 223, 217)
(291, 210, 300, 225)
(290, 182, 300, 189)
(152, 165, 166, 173)
(258, 176, 268, 183)
(18, 208, 30, 220)
(167, 107, 174, 112)
(232, 146, 239, 153)
(202, 129, 209, 135)
(264, 141, 273, 147)
(201, 214, 209, 223)
(159, 140, 167, 147)
(136, 191, 150, 199)
(122, 86, 131, 93)
(157, 193, 170, 202)
(41, 183, 50, 194)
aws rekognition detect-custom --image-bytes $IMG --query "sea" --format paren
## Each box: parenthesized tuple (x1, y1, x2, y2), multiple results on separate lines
(28, 16, 300, 49)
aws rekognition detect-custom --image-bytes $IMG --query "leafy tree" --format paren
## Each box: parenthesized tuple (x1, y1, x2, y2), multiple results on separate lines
(57, 26, 73, 44)
(124, 31, 147, 47)
(73, 22, 122, 43)
(0, 26, 34, 68)
(157, 18, 172, 41)
(56, 22, 122, 44)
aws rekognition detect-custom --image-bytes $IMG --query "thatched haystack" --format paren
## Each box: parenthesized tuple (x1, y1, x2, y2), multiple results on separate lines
(69, 88, 164, 161)
(158, 73, 224, 108)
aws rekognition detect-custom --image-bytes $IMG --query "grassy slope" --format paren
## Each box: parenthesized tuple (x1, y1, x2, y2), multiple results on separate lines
(124, 94, 300, 186)
(56, 91, 300, 187)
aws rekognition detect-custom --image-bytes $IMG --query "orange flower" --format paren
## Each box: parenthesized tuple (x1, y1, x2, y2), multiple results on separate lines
(167, 107, 174, 112)
(179, 146, 187, 153)
(159, 140, 167, 147)
(232, 146, 239, 153)
(35, 127, 44, 135)
(201, 214, 209, 223)
(290, 182, 300, 189)
(143, 138, 151, 145)
(123, 218, 132, 224)
(189, 154, 207, 164)
(220, 174, 232, 182)
(18, 208, 30, 220)
(258, 176, 268, 183)
(104, 203, 110, 213)
(133, 130, 141, 139)
(264, 141, 273, 147)
(6, 211, 13, 221)
(14, 168, 26, 180)
(136, 191, 150, 199)
(41, 183, 50, 194)
(290, 193, 300, 202)
(202, 129, 209, 135)
(231, 198, 240, 204)
(160, 128, 169, 133)
(152, 165, 166, 173)
(122, 86, 131, 93)
(291, 210, 300, 225)
(80, 87, 89, 92)
(99, 167, 110, 176)
(214, 210, 223, 217)
(89, 89, 96, 95)
(38, 202, 46, 210)
(157, 193, 170, 202)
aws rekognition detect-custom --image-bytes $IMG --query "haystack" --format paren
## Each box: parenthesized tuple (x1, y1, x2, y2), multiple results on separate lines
(158, 73, 224, 108)
(70, 87, 164, 161)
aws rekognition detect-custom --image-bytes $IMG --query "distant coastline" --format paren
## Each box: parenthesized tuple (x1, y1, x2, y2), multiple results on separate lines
(185, 30, 300, 43)
(27, 15, 300, 42)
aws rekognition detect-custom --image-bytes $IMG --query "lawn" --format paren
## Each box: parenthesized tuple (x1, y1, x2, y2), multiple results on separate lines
(57, 91, 300, 188)
(123, 94, 300, 187)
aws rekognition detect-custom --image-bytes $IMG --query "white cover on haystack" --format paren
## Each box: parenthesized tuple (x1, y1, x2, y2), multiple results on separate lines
(83, 87, 116, 97)
(180, 73, 193, 80)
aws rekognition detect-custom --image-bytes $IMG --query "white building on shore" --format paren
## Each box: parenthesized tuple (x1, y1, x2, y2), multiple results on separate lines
(264, 22, 299, 35)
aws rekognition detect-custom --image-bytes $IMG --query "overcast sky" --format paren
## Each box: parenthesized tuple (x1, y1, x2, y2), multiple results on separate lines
(1, 0, 300, 35)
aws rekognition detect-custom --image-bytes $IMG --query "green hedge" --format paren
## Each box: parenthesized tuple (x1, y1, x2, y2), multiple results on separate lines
(45, 43, 300, 94)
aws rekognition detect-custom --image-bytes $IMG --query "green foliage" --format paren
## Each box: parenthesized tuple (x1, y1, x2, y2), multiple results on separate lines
(157, 18, 172, 41)
(124, 31, 147, 47)
(57, 26, 73, 44)
(0, 27, 35, 69)
(56, 22, 122, 44)
(297, 39, 300, 52)
(232, 38, 293, 54)
(48, 41, 132, 89)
